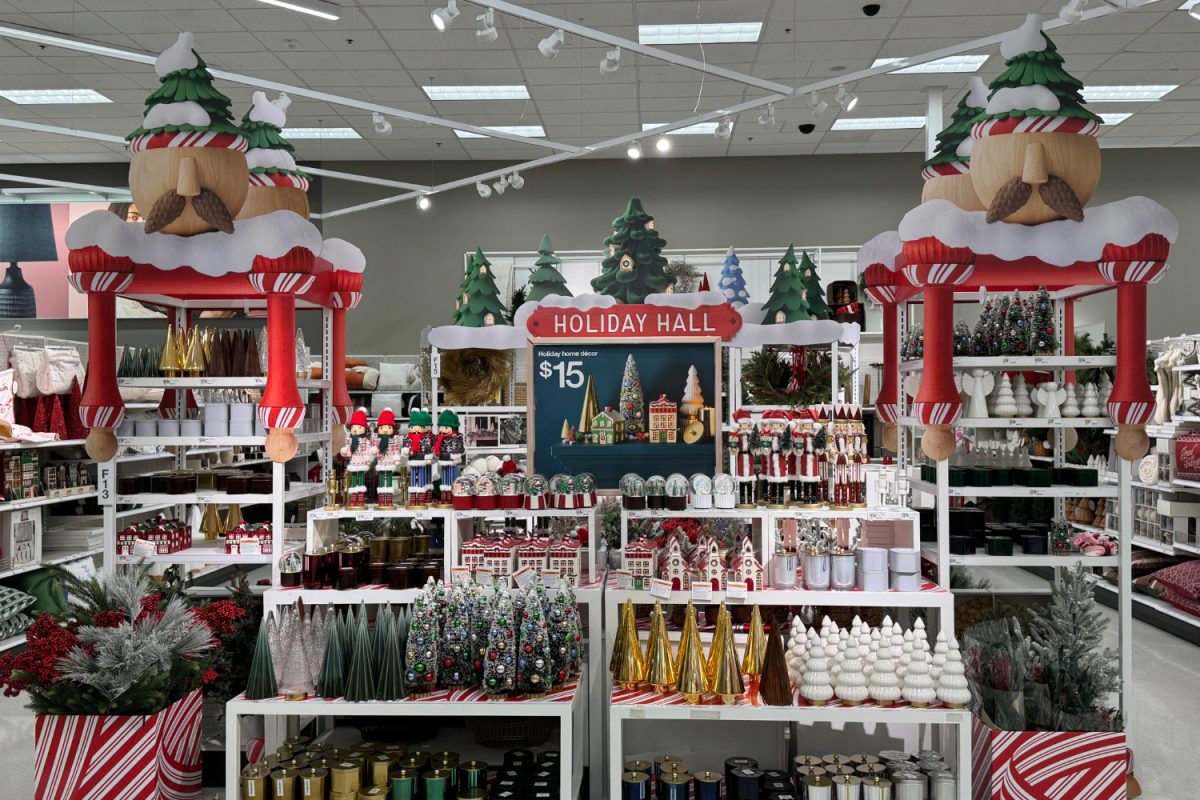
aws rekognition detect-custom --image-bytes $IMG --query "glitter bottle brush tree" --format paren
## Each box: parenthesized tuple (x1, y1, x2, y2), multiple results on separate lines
(1030, 286, 1058, 355)
(404, 588, 440, 696)
(620, 354, 646, 437)
(438, 587, 474, 688)
(516, 585, 553, 697)
(483, 592, 517, 696)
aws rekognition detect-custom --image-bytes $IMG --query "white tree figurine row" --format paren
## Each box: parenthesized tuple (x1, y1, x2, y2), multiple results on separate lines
(956, 371, 1111, 419)
(785, 614, 970, 708)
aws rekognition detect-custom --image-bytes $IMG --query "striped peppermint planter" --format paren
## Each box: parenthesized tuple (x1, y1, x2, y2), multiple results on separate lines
(971, 717, 1127, 800)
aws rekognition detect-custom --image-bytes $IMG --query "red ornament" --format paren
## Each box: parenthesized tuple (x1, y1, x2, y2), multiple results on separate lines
(488, 651, 498, 661)
(524, 644, 534, 653)
(443, 657, 453, 668)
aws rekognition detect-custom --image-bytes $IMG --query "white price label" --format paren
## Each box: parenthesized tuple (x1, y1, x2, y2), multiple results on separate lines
(475, 566, 494, 586)
(1030, 489, 1048, 497)
(198, 437, 214, 446)
(513, 565, 535, 589)
(537, 359, 585, 389)
(198, 378, 214, 386)
(726, 583, 748, 600)
(356, 512, 375, 522)
(1008, 418, 1024, 427)
(543, 569, 562, 588)
(629, 709, 646, 719)
(132, 539, 157, 559)
(430, 352, 442, 378)
(949, 557, 964, 566)
(451, 566, 471, 586)
(649, 578, 672, 600)
(241, 540, 263, 555)
(690, 584, 713, 602)
(1032, 356, 1049, 365)
(614, 570, 634, 590)
(690, 709, 720, 720)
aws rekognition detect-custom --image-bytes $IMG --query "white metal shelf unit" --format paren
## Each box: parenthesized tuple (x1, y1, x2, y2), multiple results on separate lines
(98, 304, 335, 585)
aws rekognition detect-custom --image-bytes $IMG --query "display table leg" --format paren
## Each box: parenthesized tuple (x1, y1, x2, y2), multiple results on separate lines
(587, 596, 604, 800)
(225, 708, 240, 798)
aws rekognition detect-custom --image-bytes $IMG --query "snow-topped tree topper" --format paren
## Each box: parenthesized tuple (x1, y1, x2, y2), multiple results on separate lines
(127, 32, 250, 236)
(921, 76, 988, 212)
(720, 247, 749, 308)
(970, 14, 1104, 225)
(591, 198, 673, 303)
(237, 91, 311, 220)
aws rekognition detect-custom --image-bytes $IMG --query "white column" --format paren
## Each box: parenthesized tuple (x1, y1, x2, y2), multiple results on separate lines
(925, 87, 945, 159)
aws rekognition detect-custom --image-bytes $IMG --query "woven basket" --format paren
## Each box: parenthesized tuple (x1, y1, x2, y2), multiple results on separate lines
(467, 715, 552, 748)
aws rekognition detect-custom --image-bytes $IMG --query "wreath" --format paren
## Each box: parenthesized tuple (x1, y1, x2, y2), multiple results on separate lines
(439, 348, 513, 407)
(741, 346, 852, 407)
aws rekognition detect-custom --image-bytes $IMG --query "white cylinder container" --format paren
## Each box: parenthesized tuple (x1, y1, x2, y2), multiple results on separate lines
(157, 419, 180, 437)
(888, 547, 921, 574)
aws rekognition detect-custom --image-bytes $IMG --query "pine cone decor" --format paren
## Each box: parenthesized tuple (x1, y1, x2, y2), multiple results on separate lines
(144, 190, 187, 234)
(193, 188, 236, 234)
(1038, 175, 1085, 222)
(986, 177, 1033, 223)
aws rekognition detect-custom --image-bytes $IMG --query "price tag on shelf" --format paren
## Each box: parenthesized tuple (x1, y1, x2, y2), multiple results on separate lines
(629, 709, 645, 719)
(198, 378, 215, 386)
(649, 578, 672, 600)
(198, 437, 214, 446)
(475, 566, 494, 587)
(356, 512, 375, 522)
(242, 540, 262, 556)
(1030, 489, 1048, 497)
(726, 584, 748, 600)
(1007, 418, 1024, 427)
(690, 709, 720, 720)
(690, 584, 712, 602)
(614, 570, 633, 590)
(451, 567, 471, 586)
(1032, 356, 1049, 366)
(543, 569, 562, 588)
(948, 557, 964, 566)
(513, 566, 535, 589)
(132, 539, 157, 559)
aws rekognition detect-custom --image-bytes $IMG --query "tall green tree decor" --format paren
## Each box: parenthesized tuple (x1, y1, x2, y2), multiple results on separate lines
(796, 251, 830, 320)
(458, 255, 510, 327)
(453, 247, 487, 323)
(761, 245, 811, 324)
(526, 234, 572, 302)
(591, 198, 672, 303)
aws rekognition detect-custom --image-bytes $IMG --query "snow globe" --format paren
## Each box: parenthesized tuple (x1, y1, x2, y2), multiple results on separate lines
(551, 473, 575, 509)
(620, 473, 646, 510)
(645, 475, 667, 510)
(574, 473, 596, 508)
(475, 472, 500, 510)
(278, 550, 303, 587)
(712, 473, 736, 509)
(499, 473, 525, 510)
(665, 473, 689, 511)
(690, 473, 713, 510)
(451, 475, 476, 510)
(524, 473, 549, 511)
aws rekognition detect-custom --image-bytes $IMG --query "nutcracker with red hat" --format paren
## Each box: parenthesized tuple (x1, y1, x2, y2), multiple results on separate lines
(373, 408, 402, 510)
(760, 409, 791, 509)
(729, 409, 758, 509)
(433, 408, 465, 508)
(795, 416, 824, 508)
(338, 407, 374, 510)
(402, 408, 435, 508)
(787, 414, 804, 506)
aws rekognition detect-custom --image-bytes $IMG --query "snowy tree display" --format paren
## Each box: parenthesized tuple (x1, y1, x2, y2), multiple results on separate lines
(761, 245, 810, 324)
(517, 586, 553, 696)
(620, 354, 646, 436)
(992, 295, 1011, 354)
(868, 637, 902, 706)
(936, 637, 971, 708)
(719, 246, 749, 307)
(240, 91, 309, 194)
(796, 251, 830, 320)
(591, 198, 672, 303)
(526, 234, 572, 302)
(547, 587, 579, 685)
(483, 592, 517, 696)
(834, 640, 868, 705)
(922, 77, 987, 174)
(458, 256, 510, 327)
(1030, 287, 1058, 354)
(901, 638, 936, 707)
(992, 374, 1018, 417)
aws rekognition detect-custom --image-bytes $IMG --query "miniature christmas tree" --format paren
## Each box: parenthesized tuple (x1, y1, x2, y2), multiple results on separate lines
(245, 616, 278, 700)
(240, 91, 309, 191)
(992, 374, 1018, 417)
(454, 247, 487, 322)
(759, 615, 792, 706)
(972, 299, 995, 356)
(1014, 374, 1034, 417)
(591, 198, 671, 303)
(643, 602, 676, 693)
(620, 354, 646, 436)
(761, 245, 811, 324)
(1099, 373, 1113, 409)
(675, 602, 707, 703)
(834, 640, 868, 705)
(66, 377, 88, 441)
(709, 605, 745, 704)
(983, 19, 1103, 127)
(868, 637, 902, 706)
(48, 395, 68, 439)
(458, 256, 510, 327)
(866, 628, 881, 679)
(991, 295, 1010, 354)
(526, 234, 572, 302)
(483, 592, 518, 696)
(891, 623, 906, 681)
(466, 583, 491, 684)
(278, 613, 314, 699)
(1001, 293, 1029, 355)
(954, 321, 972, 356)
(404, 589, 439, 695)
(901, 637, 936, 707)
(316, 611, 347, 699)
(376, 607, 406, 701)
(578, 375, 600, 436)
(936, 637, 971, 708)
(719, 246, 749, 307)
(930, 629, 949, 683)
(439, 588, 474, 688)
(741, 605, 766, 681)
(1030, 287, 1058, 354)
(800, 643, 834, 706)
(344, 606, 376, 702)
(922, 75, 988, 174)
(373, 602, 394, 675)
(796, 251, 830, 320)
(680, 365, 705, 423)
(516, 586, 553, 697)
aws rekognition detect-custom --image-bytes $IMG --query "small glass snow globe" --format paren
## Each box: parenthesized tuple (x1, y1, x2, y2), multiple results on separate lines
(665, 473, 690, 511)
(524, 473, 549, 510)
(452, 475, 476, 509)
(500, 473, 525, 509)
(575, 473, 596, 507)
(278, 550, 303, 587)
(620, 473, 646, 510)
(475, 472, 500, 509)
(712, 472, 736, 509)
(690, 473, 714, 510)
(645, 475, 667, 510)
(551, 473, 574, 501)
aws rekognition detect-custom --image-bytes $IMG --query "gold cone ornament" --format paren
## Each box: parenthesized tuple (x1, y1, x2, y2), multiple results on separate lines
(674, 601, 707, 703)
(644, 602, 676, 693)
(709, 606, 745, 705)
(705, 603, 729, 684)
(159, 325, 178, 377)
(578, 375, 599, 436)
(612, 600, 645, 689)
(199, 504, 223, 540)
(223, 503, 244, 533)
(184, 328, 207, 375)
(609, 599, 632, 675)
(741, 604, 766, 680)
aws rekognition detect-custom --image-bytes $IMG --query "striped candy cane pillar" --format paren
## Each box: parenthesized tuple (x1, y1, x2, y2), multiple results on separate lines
(863, 263, 901, 450)
(902, 238, 975, 461)
(251, 246, 316, 463)
(67, 247, 135, 462)
(1099, 234, 1170, 460)
(329, 269, 365, 426)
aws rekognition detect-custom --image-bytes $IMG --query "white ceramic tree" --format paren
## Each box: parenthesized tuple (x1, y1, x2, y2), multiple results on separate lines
(833, 628, 850, 680)
(1099, 373, 1113, 409)
(936, 637, 971, 708)
(800, 648, 834, 706)
(834, 640, 869, 705)
(899, 629, 915, 681)
(992, 374, 1018, 417)
(902, 640, 936, 707)
(1081, 383, 1101, 417)
(867, 638, 902, 705)
(1014, 374, 1034, 417)
(1062, 383, 1080, 417)
(930, 629, 949, 683)
(890, 622, 905, 680)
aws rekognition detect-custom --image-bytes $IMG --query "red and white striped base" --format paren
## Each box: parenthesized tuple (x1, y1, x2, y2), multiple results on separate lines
(903, 262, 975, 287)
(912, 401, 962, 426)
(875, 402, 900, 425)
(331, 291, 363, 309)
(68, 272, 134, 294)
(258, 405, 305, 430)
(128, 130, 248, 153)
(248, 272, 316, 295)
(1107, 401, 1154, 427)
(971, 716, 1127, 800)
(1098, 261, 1168, 285)
(332, 405, 353, 426)
(972, 115, 1101, 139)
(79, 405, 124, 430)
(34, 689, 203, 800)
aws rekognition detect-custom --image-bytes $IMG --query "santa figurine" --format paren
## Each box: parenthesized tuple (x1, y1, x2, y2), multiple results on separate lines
(373, 408, 402, 510)
(433, 408, 465, 507)
(730, 409, 757, 508)
(761, 409, 790, 508)
(402, 408, 435, 508)
(338, 407, 374, 510)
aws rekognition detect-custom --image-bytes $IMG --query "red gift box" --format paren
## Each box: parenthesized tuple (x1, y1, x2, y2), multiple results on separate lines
(34, 689, 203, 800)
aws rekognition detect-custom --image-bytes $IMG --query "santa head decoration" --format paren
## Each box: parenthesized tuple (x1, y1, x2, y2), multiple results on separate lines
(237, 91, 311, 220)
(347, 407, 368, 436)
(969, 14, 1104, 224)
(127, 32, 249, 235)
(920, 76, 988, 211)
(376, 407, 396, 436)
(761, 408, 790, 434)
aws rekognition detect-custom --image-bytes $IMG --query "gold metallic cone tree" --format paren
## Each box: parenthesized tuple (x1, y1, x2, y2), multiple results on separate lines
(709, 606, 745, 704)
(705, 603, 728, 684)
(741, 605, 766, 680)
(158, 324, 178, 377)
(224, 503, 244, 532)
(609, 599, 632, 675)
(612, 600, 646, 689)
(674, 601, 707, 703)
(199, 504, 223, 540)
(644, 602, 676, 692)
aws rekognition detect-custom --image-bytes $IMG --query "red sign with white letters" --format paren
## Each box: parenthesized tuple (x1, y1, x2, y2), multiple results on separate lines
(526, 302, 742, 340)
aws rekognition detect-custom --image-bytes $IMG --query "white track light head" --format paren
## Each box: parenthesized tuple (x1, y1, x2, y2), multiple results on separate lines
(493, 175, 508, 195)
(509, 171, 524, 189)
(538, 28, 564, 59)
(476, 181, 492, 198)
(655, 135, 671, 153)
(714, 116, 733, 140)
(836, 84, 859, 112)
(627, 140, 643, 159)
(372, 111, 392, 135)
(1058, 0, 1086, 23)
(417, 194, 431, 210)
(431, 0, 459, 31)
(809, 92, 829, 117)
(757, 103, 776, 128)
(600, 46, 621, 74)
(476, 8, 498, 42)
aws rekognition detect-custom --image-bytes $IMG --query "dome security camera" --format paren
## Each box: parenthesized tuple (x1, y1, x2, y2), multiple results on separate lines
(798, 123, 816, 134)
(862, 3, 882, 16)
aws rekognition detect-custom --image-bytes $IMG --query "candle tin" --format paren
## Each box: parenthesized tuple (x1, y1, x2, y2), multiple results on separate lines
(242, 765, 270, 798)
(299, 767, 328, 800)
(271, 767, 299, 799)
(623, 759, 652, 775)
(458, 790, 485, 800)
(855, 764, 886, 778)
(622, 771, 650, 800)
(917, 759, 950, 774)
(890, 572, 920, 592)
(458, 760, 487, 792)
(400, 755, 429, 774)
(916, 750, 941, 762)
(856, 569, 889, 592)
(422, 768, 452, 800)
(832, 775, 861, 800)
(431, 757, 458, 793)
(830, 552, 856, 591)
(653, 755, 681, 781)
(802, 553, 831, 590)
(822, 755, 853, 769)
(794, 766, 827, 789)
(332, 761, 363, 794)
(891, 771, 925, 800)
(888, 547, 921, 573)
(389, 537, 411, 562)
(948, 535, 975, 555)
(794, 755, 824, 770)
(856, 547, 889, 573)
(1020, 534, 1048, 555)
(826, 765, 856, 778)
(928, 771, 957, 800)
(985, 535, 1014, 557)
(772, 551, 799, 588)
(387, 564, 411, 589)
(763, 779, 792, 796)
(802, 773, 833, 800)
(693, 771, 723, 800)
(761, 769, 789, 782)
(369, 754, 397, 787)
(848, 755, 879, 767)
(860, 776, 892, 800)
(661, 772, 691, 800)
(877, 751, 910, 763)
(729, 766, 763, 800)
(412, 533, 431, 555)
(388, 768, 418, 800)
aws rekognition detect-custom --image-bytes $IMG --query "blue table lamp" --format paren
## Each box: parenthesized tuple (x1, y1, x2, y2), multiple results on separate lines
(0, 204, 58, 318)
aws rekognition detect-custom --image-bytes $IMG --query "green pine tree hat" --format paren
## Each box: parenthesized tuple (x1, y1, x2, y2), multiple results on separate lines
(241, 91, 310, 192)
(922, 76, 988, 179)
(128, 32, 247, 154)
(972, 14, 1103, 142)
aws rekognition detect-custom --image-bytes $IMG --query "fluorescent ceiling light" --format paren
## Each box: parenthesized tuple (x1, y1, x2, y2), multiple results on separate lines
(455, 125, 546, 139)
(872, 55, 988, 74)
(1100, 113, 1131, 126)
(638, 22, 763, 45)
(0, 89, 110, 104)
(255, 0, 340, 21)
(423, 85, 530, 101)
(831, 116, 925, 131)
(282, 127, 360, 139)
(642, 122, 721, 135)
(1082, 85, 1176, 102)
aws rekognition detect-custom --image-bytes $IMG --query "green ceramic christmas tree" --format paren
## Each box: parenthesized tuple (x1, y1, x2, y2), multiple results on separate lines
(316, 610, 346, 699)
(344, 604, 376, 702)
(245, 616, 278, 700)
(375, 608, 406, 701)
(591, 198, 672, 303)
(761, 245, 811, 324)
(458, 255, 509, 327)
(796, 251, 830, 320)
(453, 247, 488, 323)
(526, 234, 572, 302)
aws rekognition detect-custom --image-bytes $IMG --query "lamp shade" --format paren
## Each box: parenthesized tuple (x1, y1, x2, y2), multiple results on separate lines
(0, 204, 58, 263)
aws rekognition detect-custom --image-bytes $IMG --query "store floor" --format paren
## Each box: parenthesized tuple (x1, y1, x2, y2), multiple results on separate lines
(0, 570, 1191, 798)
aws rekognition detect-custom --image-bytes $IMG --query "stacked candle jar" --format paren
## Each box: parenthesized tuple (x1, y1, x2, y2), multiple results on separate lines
(302, 520, 442, 590)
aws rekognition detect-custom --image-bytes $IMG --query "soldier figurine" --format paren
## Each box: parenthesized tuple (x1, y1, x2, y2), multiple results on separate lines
(339, 407, 374, 510)
(433, 408, 465, 507)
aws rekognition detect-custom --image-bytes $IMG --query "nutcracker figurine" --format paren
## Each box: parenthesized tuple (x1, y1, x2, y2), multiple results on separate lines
(831, 435, 852, 510)
(402, 408, 435, 508)
(787, 418, 804, 505)
(761, 409, 790, 508)
(373, 407, 402, 510)
(339, 407, 374, 510)
(434, 408, 465, 507)
(796, 425, 823, 507)
(730, 409, 757, 508)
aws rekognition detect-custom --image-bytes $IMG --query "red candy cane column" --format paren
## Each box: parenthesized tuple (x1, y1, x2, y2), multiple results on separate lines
(67, 246, 135, 462)
(862, 262, 901, 451)
(250, 246, 316, 462)
(1099, 234, 1170, 460)
(902, 237, 976, 461)
(328, 267, 364, 427)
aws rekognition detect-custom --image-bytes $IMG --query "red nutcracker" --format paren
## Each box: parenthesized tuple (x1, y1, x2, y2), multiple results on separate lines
(761, 409, 790, 508)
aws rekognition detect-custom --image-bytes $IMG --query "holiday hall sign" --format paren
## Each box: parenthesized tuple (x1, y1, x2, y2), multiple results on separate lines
(526, 298, 742, 340)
